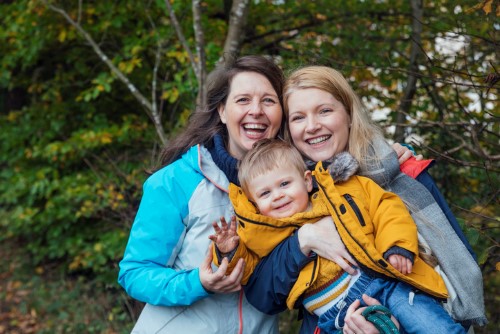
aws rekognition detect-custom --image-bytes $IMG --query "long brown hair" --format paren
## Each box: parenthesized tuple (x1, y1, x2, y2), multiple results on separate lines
(158, 55, 285, 168)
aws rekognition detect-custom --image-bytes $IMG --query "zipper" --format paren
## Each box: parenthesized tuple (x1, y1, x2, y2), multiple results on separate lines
(307, 257, 318, 288)
(343, 194, 366, 226)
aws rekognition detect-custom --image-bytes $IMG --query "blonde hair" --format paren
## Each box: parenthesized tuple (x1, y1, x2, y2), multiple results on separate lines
(283, 67, 440, 268)
(283, 66, 384, 169)
(238, 139, 307, 199)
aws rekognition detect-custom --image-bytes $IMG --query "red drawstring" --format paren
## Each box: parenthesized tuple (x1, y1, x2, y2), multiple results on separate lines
(314, 326, 321, 334)
(238, 290, 244, 334)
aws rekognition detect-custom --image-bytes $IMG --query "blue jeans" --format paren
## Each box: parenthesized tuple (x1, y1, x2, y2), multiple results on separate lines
(317, 273, 466, 334)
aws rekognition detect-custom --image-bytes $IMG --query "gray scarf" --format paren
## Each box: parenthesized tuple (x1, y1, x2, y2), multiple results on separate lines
(357, 137, 487, 326)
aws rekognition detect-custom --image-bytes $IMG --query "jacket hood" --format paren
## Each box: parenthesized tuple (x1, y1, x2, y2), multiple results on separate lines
(326, 152, 359, 183)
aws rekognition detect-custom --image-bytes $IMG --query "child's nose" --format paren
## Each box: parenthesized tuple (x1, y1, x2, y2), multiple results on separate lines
(273, 191, 284, 200)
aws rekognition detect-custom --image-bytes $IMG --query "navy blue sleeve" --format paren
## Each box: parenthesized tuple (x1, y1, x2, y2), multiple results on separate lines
(416, 170, 477, 261)
(383, 246, 415, 264)
(243, 233, 315, 315)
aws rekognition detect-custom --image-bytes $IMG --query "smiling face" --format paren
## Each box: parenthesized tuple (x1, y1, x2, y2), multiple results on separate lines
(247, 165, 312, 219)
(287, 88, 351, 162)
(218, 72, 283, 160)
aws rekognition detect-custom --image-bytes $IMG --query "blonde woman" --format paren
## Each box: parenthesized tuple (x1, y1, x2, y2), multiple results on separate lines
(243, 66, 485, 334)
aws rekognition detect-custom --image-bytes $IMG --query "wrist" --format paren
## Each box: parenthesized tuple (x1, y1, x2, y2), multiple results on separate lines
(297, 224, 313, 256)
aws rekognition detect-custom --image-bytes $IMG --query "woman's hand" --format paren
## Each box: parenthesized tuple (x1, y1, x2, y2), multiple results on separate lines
(298, 216, 357, 275)
(392, 143, 423, 164)
(343, 294, 400, 334)
(199, 245, 244, 293)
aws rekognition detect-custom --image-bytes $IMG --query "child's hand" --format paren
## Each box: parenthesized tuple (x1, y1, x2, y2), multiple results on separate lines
(209, 216, 239, 254)
(388, 254, 413, 275)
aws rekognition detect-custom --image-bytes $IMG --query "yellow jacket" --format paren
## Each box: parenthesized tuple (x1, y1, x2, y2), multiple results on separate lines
(215, 161, 448, 310)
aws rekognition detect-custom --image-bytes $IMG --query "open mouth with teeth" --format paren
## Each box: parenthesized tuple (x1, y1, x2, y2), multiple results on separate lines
(243, 123, 268, 135)
(306, 135, 331, 145)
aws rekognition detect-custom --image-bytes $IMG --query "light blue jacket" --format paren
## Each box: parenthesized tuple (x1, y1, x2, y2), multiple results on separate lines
(118, 144, 278, 333)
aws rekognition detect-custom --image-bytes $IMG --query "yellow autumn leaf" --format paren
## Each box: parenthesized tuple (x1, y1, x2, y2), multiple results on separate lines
(161, 90, 171, 100)
(94, 243, 103, 252)
(131, 45, 143, 55)
(69, 255, 83, 270)
(256, 25, 266, 34)
(131, 57, 142, 69)
(12, 281, 22, 289)
(100, 133, 112, 144)
(118, 61, 128, 72)
(169, 88, 179, 103)
(7, 111, 20, 121)
(465, 0, 493, 14)
(482, 0, 492, 14)
(166, 50, 187, 63)
(58, 29, 67, 42)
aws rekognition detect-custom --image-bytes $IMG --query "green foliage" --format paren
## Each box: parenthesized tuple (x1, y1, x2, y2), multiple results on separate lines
(0, 0, 497, 332)
(0, 1, 159, 287)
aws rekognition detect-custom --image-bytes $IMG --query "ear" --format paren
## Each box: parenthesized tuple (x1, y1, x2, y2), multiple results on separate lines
(218, 104, 227, 124)
(304, 170, 313, 192)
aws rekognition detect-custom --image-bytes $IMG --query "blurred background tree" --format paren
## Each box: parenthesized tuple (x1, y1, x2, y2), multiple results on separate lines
(0, 0, 497, 333)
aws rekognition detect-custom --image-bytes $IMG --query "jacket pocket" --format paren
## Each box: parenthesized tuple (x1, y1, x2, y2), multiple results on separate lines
(341, 193, 374, 237)
(343, 194, 366, 226)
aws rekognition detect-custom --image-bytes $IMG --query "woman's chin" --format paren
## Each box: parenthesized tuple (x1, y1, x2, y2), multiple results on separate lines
(306, 151, 336, 162)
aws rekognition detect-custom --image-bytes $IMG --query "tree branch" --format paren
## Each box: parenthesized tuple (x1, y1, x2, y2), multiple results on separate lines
(145, 6, 162, 123)
(77, 0, 82, 24)
(192, 0, 207, 106)
(44, 1, 168, 145)
(394, 0, 423, 142)
(415, 140, 499, 171)
(222, 0, 251, 57)
(164, 0, 199, 82)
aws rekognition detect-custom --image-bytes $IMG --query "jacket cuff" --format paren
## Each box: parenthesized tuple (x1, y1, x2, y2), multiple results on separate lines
(290, 232, 316, 268)
(383, 246, 415, 264)
(214, 244, 239, 264)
